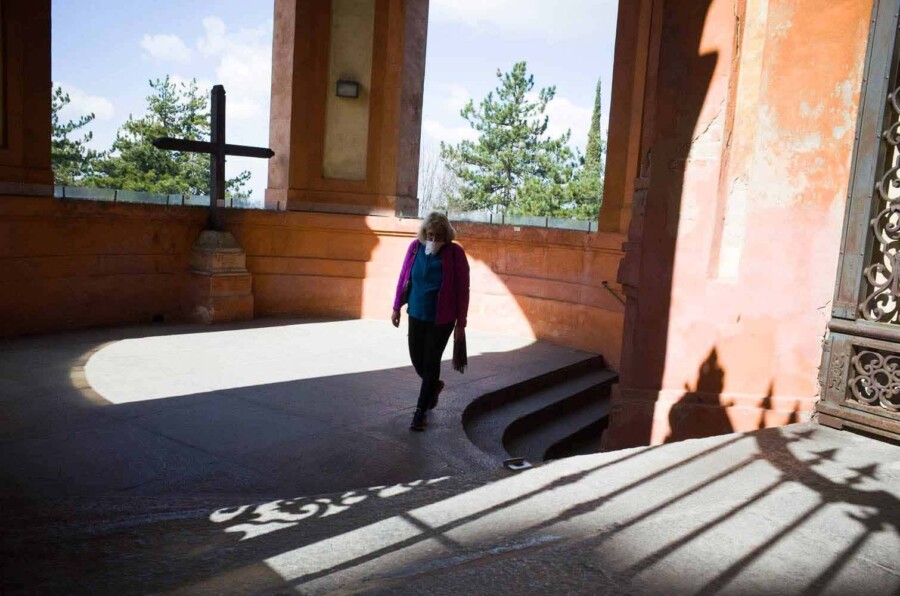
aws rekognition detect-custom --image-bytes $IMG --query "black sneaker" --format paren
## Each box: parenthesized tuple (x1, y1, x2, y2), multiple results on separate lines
(428, 380, 445, 411)
(410, 408, 427, 431)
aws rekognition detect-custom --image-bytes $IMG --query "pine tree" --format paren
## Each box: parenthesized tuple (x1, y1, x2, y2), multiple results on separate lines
(86, 77, 250, 197)
(51, 85, 105, 185)
(440, 62, 578, 216)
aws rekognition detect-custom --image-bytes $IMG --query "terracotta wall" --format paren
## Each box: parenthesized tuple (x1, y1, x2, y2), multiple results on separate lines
(0, 197, 205, 336)
(603, 0, 874, 447)
(227, 210, 626, 366)
(0, 197, 625, 366)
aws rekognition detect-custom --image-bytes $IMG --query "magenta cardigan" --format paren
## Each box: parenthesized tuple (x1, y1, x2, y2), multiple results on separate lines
(393, 240, 471, 327)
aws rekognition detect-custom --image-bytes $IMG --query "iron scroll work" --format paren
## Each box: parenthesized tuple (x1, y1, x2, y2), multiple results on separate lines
(818, 0, 900, 440)
(859, 83, 900, 323)
(848, 349, 900, 412)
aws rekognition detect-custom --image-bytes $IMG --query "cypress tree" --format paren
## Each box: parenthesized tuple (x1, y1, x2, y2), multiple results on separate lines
(564, 77, 604, 219)
(585, 78, 604, 176)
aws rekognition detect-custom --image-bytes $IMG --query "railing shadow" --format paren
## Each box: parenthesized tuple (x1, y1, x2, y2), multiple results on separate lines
(2, 404, 896, 594)
(202, 424, 896, 595)
(9, 320, 881, 595)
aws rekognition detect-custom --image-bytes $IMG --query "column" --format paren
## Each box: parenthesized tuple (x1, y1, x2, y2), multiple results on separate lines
(265, 0, 428, 216)
(0, 0, 53, 195)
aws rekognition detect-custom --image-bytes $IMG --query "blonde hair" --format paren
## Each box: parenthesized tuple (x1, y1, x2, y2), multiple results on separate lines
(417, 211, 457, 243)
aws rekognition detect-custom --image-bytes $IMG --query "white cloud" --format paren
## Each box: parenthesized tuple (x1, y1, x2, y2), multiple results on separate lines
(197, 17, 227, 56)
(541, 94, 593, 152)
(441, 84, 472, 115)
(430, 0, 618, 41)
(191, 16, 274, 200)
(423, 93, 593, 153)
(228, 98, 265, 121)
(140, 33, 192, 63)
(422, 84, 475, 147)
(422, 118, 479, 145)
(56, 83, 115, 122)
(195, 17, 272, 125)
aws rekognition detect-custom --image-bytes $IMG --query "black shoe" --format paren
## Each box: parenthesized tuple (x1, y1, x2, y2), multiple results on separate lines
(410, 408, 427, 431)
(428, 380, 445, 411)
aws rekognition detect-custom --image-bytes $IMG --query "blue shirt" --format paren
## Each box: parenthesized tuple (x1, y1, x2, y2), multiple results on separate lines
(407, 244, 443, 322)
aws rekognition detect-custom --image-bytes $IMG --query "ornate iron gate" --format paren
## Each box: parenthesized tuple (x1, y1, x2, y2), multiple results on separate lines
(819, 0, 900, 441)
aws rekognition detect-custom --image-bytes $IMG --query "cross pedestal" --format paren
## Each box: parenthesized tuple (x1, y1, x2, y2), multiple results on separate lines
(151, 85, 273, 325)
(188, 230, 254, 324)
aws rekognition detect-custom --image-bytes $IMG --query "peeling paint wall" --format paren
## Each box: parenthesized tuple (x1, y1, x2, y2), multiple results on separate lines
(604, 0, 874, 448)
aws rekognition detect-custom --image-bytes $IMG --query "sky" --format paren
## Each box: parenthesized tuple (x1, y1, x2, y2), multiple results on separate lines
(52, 0, 619, 204)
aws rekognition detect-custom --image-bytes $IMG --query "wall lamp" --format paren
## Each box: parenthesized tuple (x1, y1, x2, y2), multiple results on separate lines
(336, 80, 360, 98)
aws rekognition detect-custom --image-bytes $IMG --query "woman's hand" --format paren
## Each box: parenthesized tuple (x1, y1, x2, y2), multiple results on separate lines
(391, 310, 401, 327)
(454, 326, 465, 342)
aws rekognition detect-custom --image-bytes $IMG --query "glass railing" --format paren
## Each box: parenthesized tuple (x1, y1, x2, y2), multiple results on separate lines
(416, 207, 598, 232)
(54, 185, 599, 231)
(53, 185, 264, 209)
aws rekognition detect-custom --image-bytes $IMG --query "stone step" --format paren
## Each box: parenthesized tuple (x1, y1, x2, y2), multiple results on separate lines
(463, 355, 607, 419)
(502, 369, 616, 442)
(544, 416, 609, 460)
(504, 386, 613, 463)
(463, 360, 617, 461)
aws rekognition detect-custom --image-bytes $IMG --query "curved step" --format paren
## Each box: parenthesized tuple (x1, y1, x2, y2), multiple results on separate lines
(501, 369, 616, 443)
(544, 416, 609, 460)
(463, 355, 607, 420)
(503, 392, 612, 463)
(463, 362, 617, 461)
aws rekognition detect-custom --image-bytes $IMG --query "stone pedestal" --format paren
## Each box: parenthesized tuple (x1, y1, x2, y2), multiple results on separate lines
(188, 231, 254, 324)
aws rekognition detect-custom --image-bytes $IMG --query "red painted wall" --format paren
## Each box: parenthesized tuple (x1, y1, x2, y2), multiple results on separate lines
(0, 197, 204, 335)
(0, 198, 625, 366)
(604, 0, 874, 447)
(227, 210, 626, 365)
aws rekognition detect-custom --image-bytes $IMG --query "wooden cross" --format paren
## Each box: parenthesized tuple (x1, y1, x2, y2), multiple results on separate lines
(152, 85, 274, 231)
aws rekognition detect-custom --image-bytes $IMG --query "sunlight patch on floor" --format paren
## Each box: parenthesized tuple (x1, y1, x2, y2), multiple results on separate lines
(84, 320, 535, 404)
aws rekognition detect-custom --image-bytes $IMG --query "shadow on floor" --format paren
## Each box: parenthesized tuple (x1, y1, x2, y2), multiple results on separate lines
(2, 423, 896, 594)
(1, 321, 896, 594)
(0, 318, 589, 499)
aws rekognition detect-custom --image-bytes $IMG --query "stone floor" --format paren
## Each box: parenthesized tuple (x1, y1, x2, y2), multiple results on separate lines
(2, 424, 897, 595)
(0, 318, 594, 499)
(1, 319, 898, 595)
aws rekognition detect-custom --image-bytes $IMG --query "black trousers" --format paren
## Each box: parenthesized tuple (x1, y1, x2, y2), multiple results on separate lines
(408, 316, 455, 410)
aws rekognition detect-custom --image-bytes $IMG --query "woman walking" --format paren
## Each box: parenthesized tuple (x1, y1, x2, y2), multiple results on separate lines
(391, 212, 470, 431)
